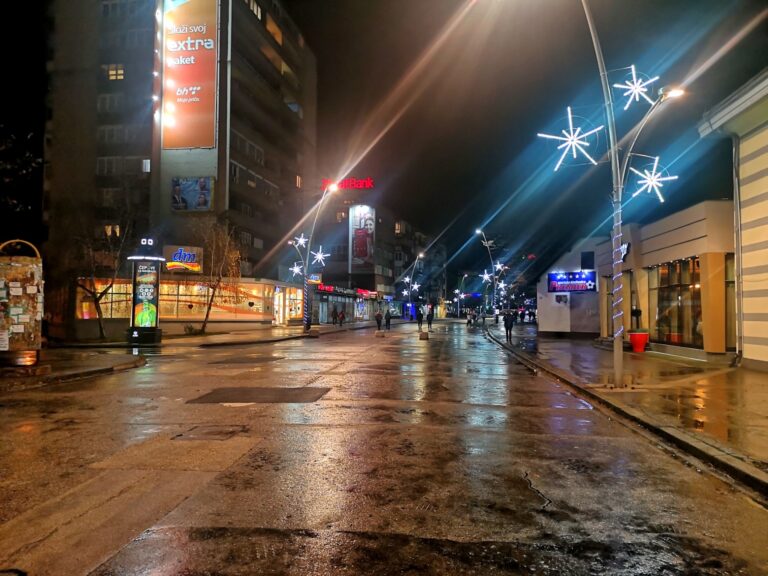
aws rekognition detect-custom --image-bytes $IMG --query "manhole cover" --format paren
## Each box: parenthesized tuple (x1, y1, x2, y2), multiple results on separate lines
(188, 387, 330, 404)
(172, 425, 248, 441)
(209, 356, 284, 365)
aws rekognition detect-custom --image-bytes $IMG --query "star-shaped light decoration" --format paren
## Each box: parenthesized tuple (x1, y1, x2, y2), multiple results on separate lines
(402, 289, 409, 296)
(537, 106, 604, 171)
(411, 282, 421, 292)
(289, 262, 303, 276)
(629, 156, 677, 203)
(404, 276, 411, 285)
(586, 280, 596, 290)
(480, 270, 492, 283)
(459, 293, 465, 300)
(498, 280, 507, 291)
(494, 261, 504, 272)
(311, 246, 330, 266)
(613, 65, 659, 111)
(293, 233, 308, 248)
(454, 288, 460, 294)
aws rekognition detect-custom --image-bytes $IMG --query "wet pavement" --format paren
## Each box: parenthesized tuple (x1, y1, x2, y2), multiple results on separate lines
(493, 323, 768, 474)
(0, 322, 766, 574)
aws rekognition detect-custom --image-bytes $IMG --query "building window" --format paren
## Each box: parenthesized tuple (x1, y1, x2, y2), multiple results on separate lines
(230, 161, 244, 184)
(104, 64, 125, 81)
(336, 211, 346, 223)
(240, 202, 253, 217)
(395, 221, 403, 235)
(96, 156, 123, 175)
(99, 188, 121, 207)
(648, 257, 701, 348)
(97, 125, 124, 143)
(266, 14, 283, 45)
(239, 230, 252, 247)
(97, 93, 122, 113)
(296, 175, 302, 189)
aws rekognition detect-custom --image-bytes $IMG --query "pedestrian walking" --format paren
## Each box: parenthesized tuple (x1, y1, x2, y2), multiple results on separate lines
(416, 308, 424, 331)
(338, 310, 345, 327)
(375, 309, 383, 330)
(481, 312, 486, 326)
(426, 308, 434, 331)
(385, 309, 391, 330)
(331, 306, 338, 326)
(503, 310, 514, 343)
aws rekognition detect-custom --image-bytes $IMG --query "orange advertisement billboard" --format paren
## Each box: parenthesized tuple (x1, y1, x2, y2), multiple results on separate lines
(162, 0, 219, 149)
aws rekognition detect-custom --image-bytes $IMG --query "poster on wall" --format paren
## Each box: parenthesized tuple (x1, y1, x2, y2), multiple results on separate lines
(170, 176, 214, 211)
(0, 257, 44, 352)
(162, 0, 219, 149)
(547, 270, 597, 293)
(131, 261, 160, 328)
(348, 204, 376, 274)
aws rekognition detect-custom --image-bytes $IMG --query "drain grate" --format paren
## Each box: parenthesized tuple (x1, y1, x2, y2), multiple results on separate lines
(188, 387, 330, 404)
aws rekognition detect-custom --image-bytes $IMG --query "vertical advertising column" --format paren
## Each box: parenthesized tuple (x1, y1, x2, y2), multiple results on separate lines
(127, 239, 166, 345)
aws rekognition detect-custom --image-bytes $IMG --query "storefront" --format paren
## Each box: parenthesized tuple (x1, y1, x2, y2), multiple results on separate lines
(597, 200, 735, 358)
(74, 277, 303, 338)
(313, 284, 380, 323)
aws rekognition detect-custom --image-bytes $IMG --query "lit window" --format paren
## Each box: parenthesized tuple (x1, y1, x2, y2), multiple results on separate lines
(266, 14, 283, 45)
(336, 211, 346, 223)
(395, 221, 402, 235)
(296, 175, 302, 189)
(104, 64, 125, 80)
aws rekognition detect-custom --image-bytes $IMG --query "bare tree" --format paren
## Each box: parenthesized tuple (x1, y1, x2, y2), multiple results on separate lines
(195, 219, 241, 334)
(74, 216, 133, 341)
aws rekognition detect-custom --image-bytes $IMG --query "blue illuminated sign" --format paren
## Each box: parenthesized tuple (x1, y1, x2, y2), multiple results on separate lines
(547, 270, 596, 293)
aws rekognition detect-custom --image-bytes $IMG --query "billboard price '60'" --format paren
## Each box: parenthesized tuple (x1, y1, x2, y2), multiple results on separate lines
(162, 0, 219, 149)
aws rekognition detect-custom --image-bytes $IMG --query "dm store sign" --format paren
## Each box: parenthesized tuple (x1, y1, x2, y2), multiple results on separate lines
(547, 270, 597, 293)
(164, 245, 203, 273)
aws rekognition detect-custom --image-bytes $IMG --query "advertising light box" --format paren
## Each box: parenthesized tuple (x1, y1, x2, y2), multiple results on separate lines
(162, 0, 219, 149)
(348, 205, 375, 274)
(131, 261, 160, 328)
(547, 270, 597, 293)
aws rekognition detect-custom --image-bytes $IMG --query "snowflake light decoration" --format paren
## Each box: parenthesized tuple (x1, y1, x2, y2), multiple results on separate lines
(629, 156, 677, 203)
(311, 246, 330, 266)
(537, 106, 604, 171)
(293, 233, 308, 248)
(613, 65, 659, 111)
(480, 270, 491, 283)
(289, 262, 303, 276)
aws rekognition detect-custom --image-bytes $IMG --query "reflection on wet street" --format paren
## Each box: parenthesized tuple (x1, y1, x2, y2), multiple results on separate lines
(0, 322, 766, 574)
(497, 324, 768, 469)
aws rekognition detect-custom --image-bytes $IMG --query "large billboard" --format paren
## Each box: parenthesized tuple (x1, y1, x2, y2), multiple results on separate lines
(171, 176, 214, 211)
(348, 204, 375, 274)
(162, 0, 219, 149)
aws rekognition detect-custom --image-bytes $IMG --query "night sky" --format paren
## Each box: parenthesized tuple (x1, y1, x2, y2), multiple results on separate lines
(3, 0, 766, 289)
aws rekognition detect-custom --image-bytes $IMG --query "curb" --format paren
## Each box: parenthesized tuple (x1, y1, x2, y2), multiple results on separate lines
(485, 329, 768, 498)
(0, 355, 147, 393)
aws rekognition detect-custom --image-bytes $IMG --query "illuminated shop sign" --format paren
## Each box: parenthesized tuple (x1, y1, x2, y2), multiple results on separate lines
(163, 245, 203, 273)
(131, 261, 160, 328)
(307, 273, 322, 285)
(547, 270, 597, 293)
(321, 177, 374, 190)
(356, 288, 377, 299)
(317, 284, 356, 296)
(349, 204, 375, 274)
(161, 0, 219, 149)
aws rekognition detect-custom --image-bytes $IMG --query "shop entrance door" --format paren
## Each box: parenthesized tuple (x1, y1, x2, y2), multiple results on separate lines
(273, 291, 284, 325)
(319, 302, 328, 324)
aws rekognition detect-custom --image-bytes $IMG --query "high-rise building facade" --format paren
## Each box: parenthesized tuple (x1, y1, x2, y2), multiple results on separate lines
(45, 0, 317, 329)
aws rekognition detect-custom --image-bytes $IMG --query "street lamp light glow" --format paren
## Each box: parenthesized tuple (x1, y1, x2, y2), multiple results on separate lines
(661, 87, 685, 99)
(328, 183, 339, 192)
(475, 229, 482, 235)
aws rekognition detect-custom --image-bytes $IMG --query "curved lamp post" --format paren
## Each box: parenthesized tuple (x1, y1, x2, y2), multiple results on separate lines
(475, 229, 497, 313)
(404, 252, 424, 321)
(537, 0, 684, 387)
(454, 273, 468, 317)
(288, 182, 338, 331)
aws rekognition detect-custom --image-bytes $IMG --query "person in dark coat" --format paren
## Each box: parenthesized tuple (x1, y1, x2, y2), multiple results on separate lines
(331, 306, 338, 325)
(416, 308, 424, 331)
(385, 310, 391, 330)
(503, 311, 514, 342)
(375, 310, 383, 330)
(426, 308, 434, 331)
(338, 310, 345, 327)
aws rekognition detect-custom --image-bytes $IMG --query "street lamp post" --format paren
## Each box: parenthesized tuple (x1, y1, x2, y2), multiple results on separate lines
(537, 0, 684, 387)
(405, 252, 424, 322)
(454, 273, 468, 317)
(288, 183, 337, 332)
(475, 229, 496, 313)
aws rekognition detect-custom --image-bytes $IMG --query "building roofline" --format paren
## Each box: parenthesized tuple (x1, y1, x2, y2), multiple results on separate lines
(699, 67, 768, 137)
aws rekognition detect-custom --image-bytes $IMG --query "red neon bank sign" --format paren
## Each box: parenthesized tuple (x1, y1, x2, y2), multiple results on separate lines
(322, 177, 374, 190)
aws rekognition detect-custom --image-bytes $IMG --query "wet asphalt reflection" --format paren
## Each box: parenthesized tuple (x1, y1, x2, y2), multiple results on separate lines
(0, 322, 766, 575)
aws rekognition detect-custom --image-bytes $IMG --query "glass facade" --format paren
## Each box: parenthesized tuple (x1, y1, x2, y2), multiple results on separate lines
(76, 278, 302, 323)
(647, 257, 701, 347)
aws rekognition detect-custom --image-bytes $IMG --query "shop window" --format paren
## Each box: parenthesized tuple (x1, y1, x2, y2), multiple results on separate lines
(649, 257, 701, 348)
